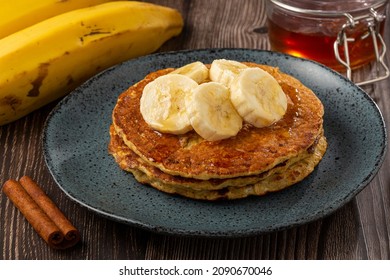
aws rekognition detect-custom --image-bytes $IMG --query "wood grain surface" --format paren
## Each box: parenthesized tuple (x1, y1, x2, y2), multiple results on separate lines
(1, 0, 389, 260)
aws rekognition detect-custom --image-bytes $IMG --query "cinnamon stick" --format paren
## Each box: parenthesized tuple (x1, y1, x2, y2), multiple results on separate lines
(2, 176, 80, 249)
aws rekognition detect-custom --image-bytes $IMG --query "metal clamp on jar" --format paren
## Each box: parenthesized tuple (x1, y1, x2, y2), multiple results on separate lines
(266, 0, 389, 85)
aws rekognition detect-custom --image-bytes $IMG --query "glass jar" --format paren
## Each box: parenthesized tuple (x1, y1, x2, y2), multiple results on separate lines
(266, 0, 389, 84)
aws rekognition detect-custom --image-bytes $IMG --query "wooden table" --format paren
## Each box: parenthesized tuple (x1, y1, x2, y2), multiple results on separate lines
(1, 0, 389, 260)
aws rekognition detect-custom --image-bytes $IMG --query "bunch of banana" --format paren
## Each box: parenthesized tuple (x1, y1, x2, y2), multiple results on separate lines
(0, 0, 117, 39)
(140, 59, 288, 141)
(0, 1, 183, 125)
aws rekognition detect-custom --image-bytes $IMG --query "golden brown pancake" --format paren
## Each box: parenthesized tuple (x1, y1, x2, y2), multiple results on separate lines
(109, 125, 324, 190)
(112, 63, 325, 180)
(109, 125, 327, 200)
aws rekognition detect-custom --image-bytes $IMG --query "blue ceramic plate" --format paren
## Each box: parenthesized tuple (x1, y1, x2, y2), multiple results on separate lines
(43, 49, 387, 237)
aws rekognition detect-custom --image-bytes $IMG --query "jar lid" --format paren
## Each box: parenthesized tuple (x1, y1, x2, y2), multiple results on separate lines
(270, 0, 389, 17)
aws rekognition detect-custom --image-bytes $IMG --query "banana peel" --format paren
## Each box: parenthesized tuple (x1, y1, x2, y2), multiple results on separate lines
(0, 0, 118, 39)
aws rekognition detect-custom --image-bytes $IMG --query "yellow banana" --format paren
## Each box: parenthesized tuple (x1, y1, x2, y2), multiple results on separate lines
(0, 0, 117, 39)
(0, 1, 183, 125)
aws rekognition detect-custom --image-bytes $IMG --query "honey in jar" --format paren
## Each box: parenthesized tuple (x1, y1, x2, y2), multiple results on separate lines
(266, 0, 388, 72)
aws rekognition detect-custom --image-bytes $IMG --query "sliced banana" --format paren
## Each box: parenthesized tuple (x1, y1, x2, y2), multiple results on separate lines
(230, 67, 288, 128)
(185, 82, 243, 141)
(140, 74, 198, 134)
(171, 61, 209, 84)
(209, 59, 248, 87)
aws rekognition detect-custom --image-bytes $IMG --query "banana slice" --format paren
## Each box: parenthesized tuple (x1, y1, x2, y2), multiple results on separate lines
(209, 59, 248, 87)
(171, 61, 209, 84)
(230, 67, 288, 128)
(185, 82, 243, 141)
(140, 74, 198, 134)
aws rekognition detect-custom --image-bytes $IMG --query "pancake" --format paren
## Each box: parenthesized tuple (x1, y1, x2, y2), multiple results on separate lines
(112, 63, 324, 180)
(109, 125, 328, 200)
(109, 124, 324, 191)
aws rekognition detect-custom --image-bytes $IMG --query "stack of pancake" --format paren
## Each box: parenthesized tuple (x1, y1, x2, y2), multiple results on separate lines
(109, 62, 327, 200)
